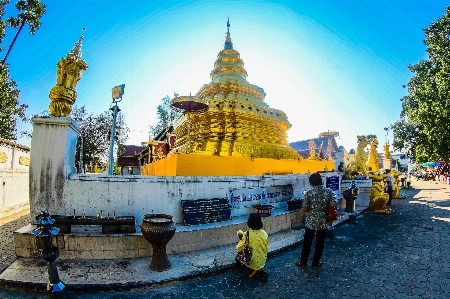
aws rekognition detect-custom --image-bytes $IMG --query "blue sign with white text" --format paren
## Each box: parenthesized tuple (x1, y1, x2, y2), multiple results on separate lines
(326, 176, 340, 191)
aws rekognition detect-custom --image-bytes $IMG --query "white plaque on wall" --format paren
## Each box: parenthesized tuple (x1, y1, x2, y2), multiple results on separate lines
(228, 185, 293, 208)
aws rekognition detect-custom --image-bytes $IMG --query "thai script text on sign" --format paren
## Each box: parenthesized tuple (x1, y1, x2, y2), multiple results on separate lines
(326, 176, 340, 191)
(228, 185, 293, 208)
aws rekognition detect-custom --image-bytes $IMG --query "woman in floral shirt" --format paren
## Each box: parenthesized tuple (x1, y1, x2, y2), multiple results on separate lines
(296, 172, 337, 268)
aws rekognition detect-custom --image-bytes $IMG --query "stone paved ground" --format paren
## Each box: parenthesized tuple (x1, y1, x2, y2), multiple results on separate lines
(0, 214, 31, 275)
(0, 179, 450, 298)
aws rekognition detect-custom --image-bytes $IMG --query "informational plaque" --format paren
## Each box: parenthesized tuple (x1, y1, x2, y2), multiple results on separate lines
(228, 185, 293, 208)
(326, 176, 340, 191)
(181, 198, 232, 226)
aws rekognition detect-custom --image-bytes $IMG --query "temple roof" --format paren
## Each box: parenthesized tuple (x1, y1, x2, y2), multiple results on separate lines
(290, 137, 339, 159)
(118, 145, 146, 157)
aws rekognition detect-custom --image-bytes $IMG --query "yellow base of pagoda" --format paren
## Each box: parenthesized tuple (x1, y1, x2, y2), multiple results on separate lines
(141, 154, 334, 176)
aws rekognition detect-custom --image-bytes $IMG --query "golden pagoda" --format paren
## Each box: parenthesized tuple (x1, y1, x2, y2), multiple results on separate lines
(141, 20, 333, 176)
(171, 19, 298, 159)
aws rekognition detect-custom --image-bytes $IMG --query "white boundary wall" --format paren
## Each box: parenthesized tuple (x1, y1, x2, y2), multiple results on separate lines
(29, 117, 343, 224)
(0, 138, 30, 220)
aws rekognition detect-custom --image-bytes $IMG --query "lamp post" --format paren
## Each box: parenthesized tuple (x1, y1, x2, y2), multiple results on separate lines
(384, 127, 390, 143)
(33, 210, 68, 299)
(108, 84, 125, 175)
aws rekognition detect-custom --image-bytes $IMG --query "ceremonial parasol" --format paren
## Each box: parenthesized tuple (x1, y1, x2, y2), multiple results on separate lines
(170, 96, 209, 153)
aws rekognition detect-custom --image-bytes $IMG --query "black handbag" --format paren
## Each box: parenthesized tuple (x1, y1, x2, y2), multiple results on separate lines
(235, 231, 251, 266)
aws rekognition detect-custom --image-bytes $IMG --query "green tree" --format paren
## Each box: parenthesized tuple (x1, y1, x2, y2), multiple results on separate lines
(0, 0, 46, 140)
(392, 6, 450, 163)
(2, 0, 46, 64)
(149, 94, 180, 138)
(0, 63, 26, 139)
(72, 106, 130, 171)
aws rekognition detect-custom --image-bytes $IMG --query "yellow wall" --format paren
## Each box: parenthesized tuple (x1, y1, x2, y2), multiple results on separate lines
(141, 154, 335, 176)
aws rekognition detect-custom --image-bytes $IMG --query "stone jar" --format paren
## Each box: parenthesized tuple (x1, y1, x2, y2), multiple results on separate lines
(140, 214, 176, 271)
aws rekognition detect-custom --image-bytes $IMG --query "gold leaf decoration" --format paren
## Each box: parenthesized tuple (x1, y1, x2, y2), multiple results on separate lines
(19, 156, 30, 166)
(0, 152, 7, 163)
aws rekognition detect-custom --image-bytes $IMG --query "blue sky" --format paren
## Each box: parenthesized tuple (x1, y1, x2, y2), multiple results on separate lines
(4, 0, 448, 152)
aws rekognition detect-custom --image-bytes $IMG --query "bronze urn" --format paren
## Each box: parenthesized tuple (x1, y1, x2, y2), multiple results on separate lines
(140, 214, 176, 271)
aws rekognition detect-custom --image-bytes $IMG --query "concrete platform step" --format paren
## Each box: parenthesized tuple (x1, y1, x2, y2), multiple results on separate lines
(0, 207, 365, 293)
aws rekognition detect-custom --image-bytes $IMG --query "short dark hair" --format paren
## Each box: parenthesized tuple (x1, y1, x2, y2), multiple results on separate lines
(309, 172, 323, 186)
(247, 213, 263, 230)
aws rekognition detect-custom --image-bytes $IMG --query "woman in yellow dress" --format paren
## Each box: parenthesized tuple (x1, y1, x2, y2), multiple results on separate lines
(236, 213, 269, 281)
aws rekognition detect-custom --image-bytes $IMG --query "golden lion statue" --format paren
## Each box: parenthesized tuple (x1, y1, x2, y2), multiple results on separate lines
(366, 138, 379, 172)
(345, 135, 368, 179)
(368, 171, 391, 213)
(391, 170, 405, 199)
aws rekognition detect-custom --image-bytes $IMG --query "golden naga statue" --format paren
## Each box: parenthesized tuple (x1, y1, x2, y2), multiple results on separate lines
(49, 28, 88, 117)
(383, 142, 391, 159)
(391, 170, 405, 199)
(171, 19, 298, 159)
(345, 135, 368, 179)
(368, 171, 391, 213)
(308, 139, 317, 160)
(366, 138, 379, 172)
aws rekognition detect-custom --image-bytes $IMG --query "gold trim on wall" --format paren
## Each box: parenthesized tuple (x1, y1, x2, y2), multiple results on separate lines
(0, 152, 7, 163)
(19, 156, 30, 166)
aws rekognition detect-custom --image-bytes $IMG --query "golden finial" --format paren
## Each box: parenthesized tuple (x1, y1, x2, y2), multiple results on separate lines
(48, 28, 88, 117)
(70, 27, 86, 60)
(225, 17, 233, 48)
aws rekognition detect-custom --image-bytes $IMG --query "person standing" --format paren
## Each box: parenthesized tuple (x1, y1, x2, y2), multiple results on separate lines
(236, 213, 269, 280)
(296, 172, 337, 268)
(386, 169, 394, 206)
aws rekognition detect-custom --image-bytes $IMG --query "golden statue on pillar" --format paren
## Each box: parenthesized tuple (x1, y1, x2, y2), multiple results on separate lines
(308, 140, 317, 160)
(366, 137, 379, 172)
(49, 28, 88, 117)
(383, 142, 391, 159)
(345, 135, 368, 179)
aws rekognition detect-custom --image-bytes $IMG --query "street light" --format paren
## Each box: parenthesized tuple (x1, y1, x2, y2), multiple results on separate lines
(33, 210, 68, 299)
(108, 84, 125, 175)
(384, 127, 390, 143)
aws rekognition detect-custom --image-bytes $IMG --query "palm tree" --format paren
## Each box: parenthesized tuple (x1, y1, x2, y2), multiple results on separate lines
(2, 0, 45, 64)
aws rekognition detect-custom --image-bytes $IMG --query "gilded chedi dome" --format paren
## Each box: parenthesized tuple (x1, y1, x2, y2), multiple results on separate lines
(172, 20, 298, 159)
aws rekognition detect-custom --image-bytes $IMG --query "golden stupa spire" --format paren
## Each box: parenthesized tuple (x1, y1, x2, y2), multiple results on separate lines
(208, 17, 248, 81)
(225, 17, 233, 49)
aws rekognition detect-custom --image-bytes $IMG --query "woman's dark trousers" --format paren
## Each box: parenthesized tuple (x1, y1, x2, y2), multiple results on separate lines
(387, 186, 393, 206)
(300, 227, 327, 266)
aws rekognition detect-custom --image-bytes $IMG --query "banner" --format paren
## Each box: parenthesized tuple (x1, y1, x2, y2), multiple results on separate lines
(228, 185, 293, 208)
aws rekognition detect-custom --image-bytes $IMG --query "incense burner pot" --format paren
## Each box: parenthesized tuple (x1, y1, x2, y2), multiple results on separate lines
(140, 214, 176, 271)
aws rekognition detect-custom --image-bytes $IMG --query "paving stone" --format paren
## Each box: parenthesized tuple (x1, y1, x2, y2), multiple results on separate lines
(1, 180, 450, 298)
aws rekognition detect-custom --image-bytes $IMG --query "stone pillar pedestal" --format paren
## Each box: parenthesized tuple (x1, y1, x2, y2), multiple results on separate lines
(341, 179, 372, 207)
(334, 151, 344, 171)
(383, 158, 392, 170)
(29, 117, 80, 218)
